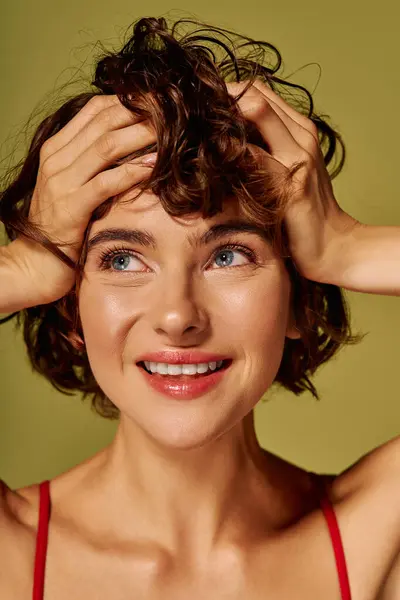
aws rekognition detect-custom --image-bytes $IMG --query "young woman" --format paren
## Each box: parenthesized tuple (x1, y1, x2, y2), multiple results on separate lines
(1, 16, 400, 600)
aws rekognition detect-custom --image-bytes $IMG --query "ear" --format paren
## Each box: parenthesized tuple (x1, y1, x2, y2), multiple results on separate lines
(286, 321, 301, 340)
(67, 331, 85, 350)
(285, 282, 301, 340)
(285, 311, 301, 340)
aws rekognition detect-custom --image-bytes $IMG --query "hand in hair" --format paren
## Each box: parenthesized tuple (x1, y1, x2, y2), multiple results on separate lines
(0, 16, 365, 407)
(11, 95, 157, 306)
(226, 79, 361, 283)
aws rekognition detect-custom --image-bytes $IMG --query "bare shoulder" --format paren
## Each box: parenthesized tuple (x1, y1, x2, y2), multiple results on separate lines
(330, 435, 400, 500)
(0, 477, 42, 543)
(0, 478, 41, 524)
(0, 478, 40, 596)
(323, 436, 400, 599)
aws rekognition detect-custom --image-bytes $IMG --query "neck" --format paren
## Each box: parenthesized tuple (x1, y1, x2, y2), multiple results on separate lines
(96, 410, 285, 561)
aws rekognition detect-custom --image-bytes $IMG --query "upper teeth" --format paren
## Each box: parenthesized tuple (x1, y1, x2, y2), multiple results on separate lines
(144, 361, 224, 375)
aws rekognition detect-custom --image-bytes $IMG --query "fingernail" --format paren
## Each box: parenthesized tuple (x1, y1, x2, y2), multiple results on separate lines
(141, 152, 157, 166)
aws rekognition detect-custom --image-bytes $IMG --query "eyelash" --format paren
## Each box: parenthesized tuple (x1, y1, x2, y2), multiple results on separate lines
(97, 241, 257, 272)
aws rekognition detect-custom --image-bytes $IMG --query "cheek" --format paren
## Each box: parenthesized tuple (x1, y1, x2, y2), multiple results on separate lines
(78, 284, 137, 359)
(222, 273, 290, 341)
(235, 272, 292, 378)
(224, 289, 283, 337)
(78, 268, 291, 361)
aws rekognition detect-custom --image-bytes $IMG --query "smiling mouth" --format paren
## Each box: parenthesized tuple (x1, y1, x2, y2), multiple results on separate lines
(137, 359, 232, 378)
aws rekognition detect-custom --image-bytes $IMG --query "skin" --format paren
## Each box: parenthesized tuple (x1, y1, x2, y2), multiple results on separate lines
(0, 80, 399, 598)
(2, 191, 400, 599)
(75, 190, 302, 553)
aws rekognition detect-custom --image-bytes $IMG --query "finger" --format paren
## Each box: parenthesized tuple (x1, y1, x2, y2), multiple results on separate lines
(228, 82, 302, 164)
(227, 80, 317, 149)
(41, 95, 123, 157)
(77, 158, 156, 218)
(58, 120, 156, 187)
(252, 91, 317, 152)
(251, 79, 319, 142)
(43, 102, 149, 176)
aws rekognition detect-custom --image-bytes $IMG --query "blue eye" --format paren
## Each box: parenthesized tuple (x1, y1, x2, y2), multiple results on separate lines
(98, 242, 256, 272)
(111, 254, 136, 271)
(212, 247, 254, 268)
(98, 248, 143, 272)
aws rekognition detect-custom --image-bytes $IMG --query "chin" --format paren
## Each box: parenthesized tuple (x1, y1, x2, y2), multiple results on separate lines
(115, 391, 253, 453)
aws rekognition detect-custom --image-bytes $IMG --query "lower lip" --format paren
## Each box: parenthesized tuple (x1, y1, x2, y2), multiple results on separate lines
(137, 363, 231, 400)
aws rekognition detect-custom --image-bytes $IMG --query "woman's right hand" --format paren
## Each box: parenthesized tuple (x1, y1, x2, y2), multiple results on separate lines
(9, 95, 157, 307)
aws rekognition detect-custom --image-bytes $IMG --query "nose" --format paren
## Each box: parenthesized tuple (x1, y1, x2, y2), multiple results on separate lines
(148, 269, 210, 345)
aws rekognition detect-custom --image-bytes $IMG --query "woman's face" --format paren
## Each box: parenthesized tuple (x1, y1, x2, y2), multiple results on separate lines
(78, 191, 300, 447)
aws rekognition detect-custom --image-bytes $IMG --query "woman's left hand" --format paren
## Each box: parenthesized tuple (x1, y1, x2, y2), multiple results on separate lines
(226, 79, 361, 283)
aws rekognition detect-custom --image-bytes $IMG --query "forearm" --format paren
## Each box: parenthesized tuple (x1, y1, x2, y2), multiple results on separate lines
(320, 222, 400, 296)
(0, 242, 25, 313)
(0, 240, 41, 313)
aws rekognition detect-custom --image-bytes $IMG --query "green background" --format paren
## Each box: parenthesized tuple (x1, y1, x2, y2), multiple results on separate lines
(1, 1, 399, 489)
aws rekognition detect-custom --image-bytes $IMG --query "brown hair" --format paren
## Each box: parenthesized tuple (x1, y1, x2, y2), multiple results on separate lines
(0, 16, 366, 419)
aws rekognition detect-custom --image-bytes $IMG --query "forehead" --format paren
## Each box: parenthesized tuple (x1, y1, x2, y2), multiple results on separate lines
(85, 190, 287, 274)
(89, 191, 248, 238)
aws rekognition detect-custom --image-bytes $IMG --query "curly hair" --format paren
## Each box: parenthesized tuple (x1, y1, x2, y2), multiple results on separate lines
(0, 16, 366, 419)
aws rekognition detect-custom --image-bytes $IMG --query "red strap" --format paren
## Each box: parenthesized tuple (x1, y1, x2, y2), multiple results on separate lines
(32, 480, 51, 600)
(319, 482, 352, 600)
(31, 476, 350, 599)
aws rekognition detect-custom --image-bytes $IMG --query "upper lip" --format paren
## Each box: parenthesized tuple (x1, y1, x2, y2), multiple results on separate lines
(136, 351, 230, 365)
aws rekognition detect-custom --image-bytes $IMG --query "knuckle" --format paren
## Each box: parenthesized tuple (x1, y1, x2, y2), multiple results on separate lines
(87, 95, 107, 111)
(303, 128, 319, 153)
(92, 171, 108, 195)
(40, 155, 58, 178)
(96, 103, 132, 130)
(249, 96, 271, 119)
(93, 106, 113, 129)
(300, 148, 313, 163)
(96, 106, 127, 133)
(39, 138, 55, 161)
(121, 161, 138, 177)
(291, 149, 312, 171)
(94, 132, 116, 159)
(308, 121, 319, 140)
(44, 174, 61, 197)
(82, 95, 114, 120)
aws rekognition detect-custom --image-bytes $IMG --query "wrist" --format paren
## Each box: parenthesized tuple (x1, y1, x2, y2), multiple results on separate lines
(0, 241, 31, 313)
(313, 213, 363, 287)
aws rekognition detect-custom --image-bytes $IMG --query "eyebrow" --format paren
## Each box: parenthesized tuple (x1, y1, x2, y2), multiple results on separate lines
(86, 219, 271, 255)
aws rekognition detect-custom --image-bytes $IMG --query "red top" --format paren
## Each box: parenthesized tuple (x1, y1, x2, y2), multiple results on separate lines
(32, 475, 351, 600)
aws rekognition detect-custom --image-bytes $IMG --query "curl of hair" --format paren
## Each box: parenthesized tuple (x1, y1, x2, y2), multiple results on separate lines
(0, 16, 366, 419)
